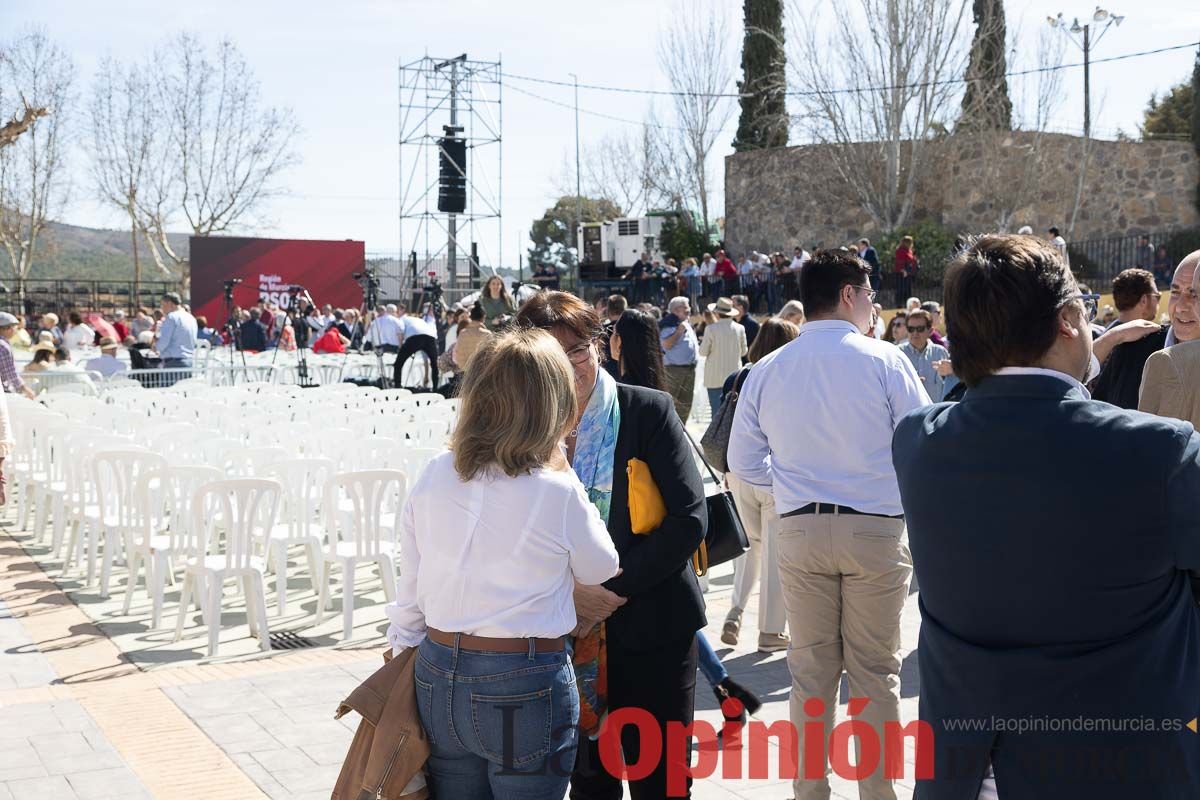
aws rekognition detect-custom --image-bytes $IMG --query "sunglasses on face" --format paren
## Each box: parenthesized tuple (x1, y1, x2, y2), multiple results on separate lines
(906, 326, 929, 333)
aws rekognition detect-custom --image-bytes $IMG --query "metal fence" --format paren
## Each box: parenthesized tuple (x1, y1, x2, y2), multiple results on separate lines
(1, 279, 181, 320)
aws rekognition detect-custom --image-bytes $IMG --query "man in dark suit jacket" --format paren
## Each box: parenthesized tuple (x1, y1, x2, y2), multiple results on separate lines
(894, 235, 1200, 800)
(238, 308, 268, 351)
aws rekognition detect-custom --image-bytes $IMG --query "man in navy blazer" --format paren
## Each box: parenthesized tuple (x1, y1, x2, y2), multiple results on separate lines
(893, 235, 1200, 800)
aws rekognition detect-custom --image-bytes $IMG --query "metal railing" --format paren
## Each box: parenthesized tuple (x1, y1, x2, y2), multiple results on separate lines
(2, 278, 181, 319)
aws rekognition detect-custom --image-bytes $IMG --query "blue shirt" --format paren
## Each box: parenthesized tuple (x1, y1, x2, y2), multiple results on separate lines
(157, 309, 197, 360)
(898, 340, 955, 402)
(659, 318, 698, 366)
(728, 319, 931, 516)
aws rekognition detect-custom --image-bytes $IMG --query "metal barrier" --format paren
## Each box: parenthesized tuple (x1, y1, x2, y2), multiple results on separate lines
(26, 370, 104, 396)
(121, 367, 205, 389)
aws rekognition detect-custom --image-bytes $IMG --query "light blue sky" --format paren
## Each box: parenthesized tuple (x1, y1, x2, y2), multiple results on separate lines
(4, 0, 1198, 267)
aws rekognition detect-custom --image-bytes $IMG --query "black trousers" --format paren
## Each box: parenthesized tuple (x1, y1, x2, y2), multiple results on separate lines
(393, 334, 438, 388)
(570, 633, 698, 800)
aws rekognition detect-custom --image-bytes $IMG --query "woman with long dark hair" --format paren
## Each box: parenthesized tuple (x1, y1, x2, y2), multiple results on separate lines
(609, 309, 666, 391)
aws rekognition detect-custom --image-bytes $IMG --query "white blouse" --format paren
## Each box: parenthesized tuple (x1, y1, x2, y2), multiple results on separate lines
(385, 452, 620, 650)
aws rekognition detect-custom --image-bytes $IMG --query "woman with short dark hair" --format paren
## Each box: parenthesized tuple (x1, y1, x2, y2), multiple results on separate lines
(516, 291, 707, 799)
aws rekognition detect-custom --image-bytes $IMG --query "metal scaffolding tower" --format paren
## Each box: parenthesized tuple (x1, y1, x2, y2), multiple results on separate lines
(398, 54, 502, 299)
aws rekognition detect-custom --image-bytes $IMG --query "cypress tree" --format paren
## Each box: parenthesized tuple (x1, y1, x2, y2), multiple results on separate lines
(733, 0, 788, 151)
(1192, 44, 1200, 214)
(958, 0, 1013, 132)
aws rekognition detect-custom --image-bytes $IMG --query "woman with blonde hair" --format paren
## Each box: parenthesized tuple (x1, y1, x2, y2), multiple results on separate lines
(479, 275, 517, 331)
(385, 328, 619, 800)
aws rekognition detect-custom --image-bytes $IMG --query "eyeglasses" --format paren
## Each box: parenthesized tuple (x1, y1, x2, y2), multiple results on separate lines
(564, 342, 594, 364)
(906, 326, 929, 333)
(1073, 293, 1101, 322)
(852, 285, 877, 302)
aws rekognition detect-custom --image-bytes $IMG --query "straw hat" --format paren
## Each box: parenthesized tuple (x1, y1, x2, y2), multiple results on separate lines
(707, 297, 737, 317)
(31, 341, 56, 355)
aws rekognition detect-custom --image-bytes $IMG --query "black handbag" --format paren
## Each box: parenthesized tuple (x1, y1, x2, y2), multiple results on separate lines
(684, 429, 749, 576)
(699, 366, 750, 473)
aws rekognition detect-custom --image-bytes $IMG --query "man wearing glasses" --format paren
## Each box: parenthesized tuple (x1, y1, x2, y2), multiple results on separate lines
(729, 249, 929, 800)
(898, 309, 955, 402)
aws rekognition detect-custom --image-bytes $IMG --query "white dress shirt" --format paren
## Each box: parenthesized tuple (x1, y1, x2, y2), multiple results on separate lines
(993, 366, 1091, 399)
(728, 319, 931, 516)
(402, 315, 437, 339)
(367, 314, 403, 347)
(385, 452, 620, 650)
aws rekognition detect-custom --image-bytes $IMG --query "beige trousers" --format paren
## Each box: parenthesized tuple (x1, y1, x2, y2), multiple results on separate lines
(778, 511, 912, 800)
(726, 474, 787, 635)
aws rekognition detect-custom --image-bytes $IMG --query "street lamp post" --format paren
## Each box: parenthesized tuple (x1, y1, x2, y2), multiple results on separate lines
(569, 73, 582, 291)
(1047, 7, 1126, 140)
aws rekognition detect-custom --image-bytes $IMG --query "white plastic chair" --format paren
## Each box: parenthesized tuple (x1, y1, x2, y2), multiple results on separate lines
(89, 449, 168, 598)
(173, 478, 282, 657)
(409, 419, 451, 449)
(263, 458, 334, 614)
(60, 433, 133, 577)
(317, 470, 406, 640)
(218, 445, 290, 478)
(127, 465, 222, 627)
(30, 421, 85, 550)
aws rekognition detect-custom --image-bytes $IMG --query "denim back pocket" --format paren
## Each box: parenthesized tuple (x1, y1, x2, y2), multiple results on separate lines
(413, 674, 437, 746)
(470, 687, 553, 768)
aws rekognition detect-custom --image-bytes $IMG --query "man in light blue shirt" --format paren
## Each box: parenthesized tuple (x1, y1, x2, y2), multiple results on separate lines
(728, 249, 929, 800)
(897, 308, 956, 402)
(156, 292, 197, 374)
(660, 296, 698, 422)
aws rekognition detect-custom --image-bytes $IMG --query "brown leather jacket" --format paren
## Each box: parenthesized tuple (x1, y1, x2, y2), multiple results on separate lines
(332, 648, 430, 800)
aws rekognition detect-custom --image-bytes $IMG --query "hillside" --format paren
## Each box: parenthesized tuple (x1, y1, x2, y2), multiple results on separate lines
(12, 220, 188, 282)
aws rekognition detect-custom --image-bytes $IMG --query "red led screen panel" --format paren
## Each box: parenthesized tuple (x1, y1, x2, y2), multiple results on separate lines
(189, 236, 366, 325)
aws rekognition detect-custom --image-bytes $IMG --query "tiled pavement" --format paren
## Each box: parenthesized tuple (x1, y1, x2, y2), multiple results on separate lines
(1, 456, 924, 800)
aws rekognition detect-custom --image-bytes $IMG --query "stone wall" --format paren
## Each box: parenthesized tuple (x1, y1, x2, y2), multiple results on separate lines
(724, 133, 1200, 254)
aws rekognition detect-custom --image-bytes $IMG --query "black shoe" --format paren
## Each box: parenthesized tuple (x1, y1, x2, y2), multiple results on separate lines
(714, 676, 761, 720)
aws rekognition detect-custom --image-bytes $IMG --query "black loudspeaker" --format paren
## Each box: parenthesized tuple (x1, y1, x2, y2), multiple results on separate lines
(438, 137, 467, 213)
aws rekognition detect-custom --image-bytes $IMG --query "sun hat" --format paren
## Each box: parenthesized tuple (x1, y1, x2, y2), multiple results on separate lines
(707, 297, 737, 317)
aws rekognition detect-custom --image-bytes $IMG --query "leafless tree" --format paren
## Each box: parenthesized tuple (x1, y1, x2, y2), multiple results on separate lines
(89, 56, 170, 307)
(0, 29, 74, 298)
(657, 1, 736, 228)
(137, 33, 300, 289)
(789, 0, 972, 232)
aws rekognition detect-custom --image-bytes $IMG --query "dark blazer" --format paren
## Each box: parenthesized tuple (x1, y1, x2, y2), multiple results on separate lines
(239, 319, 268, 351)
(1091, 325, 1167, 409)
(601, 384, 707, 650)
(893, 374, 1200, 800)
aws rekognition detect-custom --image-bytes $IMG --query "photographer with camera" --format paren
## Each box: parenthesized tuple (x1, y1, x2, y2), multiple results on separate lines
(393, 303, 439, 389)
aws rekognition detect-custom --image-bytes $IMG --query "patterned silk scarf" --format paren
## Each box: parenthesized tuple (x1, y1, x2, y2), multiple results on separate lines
(570, 369, 621, 738)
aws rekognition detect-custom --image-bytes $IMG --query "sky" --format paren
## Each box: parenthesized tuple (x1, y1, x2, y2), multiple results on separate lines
(4, 0, 1199, 270)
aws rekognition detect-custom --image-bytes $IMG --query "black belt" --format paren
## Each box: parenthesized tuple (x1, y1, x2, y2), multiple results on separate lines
(782, 502, 903, 520)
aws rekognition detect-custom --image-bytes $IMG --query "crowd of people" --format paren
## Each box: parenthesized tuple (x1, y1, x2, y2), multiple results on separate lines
(372, 236, 1200, 800)
(5, 230, 1200, 799)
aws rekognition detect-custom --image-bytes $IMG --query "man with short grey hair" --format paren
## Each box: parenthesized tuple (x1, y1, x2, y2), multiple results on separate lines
(156, 292, 197, 382)
(660, 296, 698, 422)
(366, 304, 403, 352)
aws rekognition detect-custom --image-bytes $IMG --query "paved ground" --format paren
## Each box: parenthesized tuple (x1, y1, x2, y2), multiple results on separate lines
(0, 429, 925, 800)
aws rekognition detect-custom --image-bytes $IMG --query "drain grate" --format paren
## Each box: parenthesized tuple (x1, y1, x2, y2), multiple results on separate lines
(270, 630, 317, 650)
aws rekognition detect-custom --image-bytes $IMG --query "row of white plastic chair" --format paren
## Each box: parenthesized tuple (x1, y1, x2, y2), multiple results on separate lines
(4, 385, 454, 655)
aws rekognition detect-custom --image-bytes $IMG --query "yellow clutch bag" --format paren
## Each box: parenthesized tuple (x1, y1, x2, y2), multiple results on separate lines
(626, 458, 667, 534)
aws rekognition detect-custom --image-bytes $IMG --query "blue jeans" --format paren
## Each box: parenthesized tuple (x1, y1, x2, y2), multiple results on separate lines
(707, 387, 723, 417)
(696, 632, 728, 687)
(414, 636, 579, 800)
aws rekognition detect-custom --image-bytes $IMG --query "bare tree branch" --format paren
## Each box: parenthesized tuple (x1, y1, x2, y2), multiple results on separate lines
(135, 33, 300, 291)
(789, 0, 971, 232)
(657, 0, 735, 228)
(0, 28, 74, 293)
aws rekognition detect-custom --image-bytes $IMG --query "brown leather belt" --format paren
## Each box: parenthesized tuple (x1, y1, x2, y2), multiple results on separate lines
(426, 627, 566, 653)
